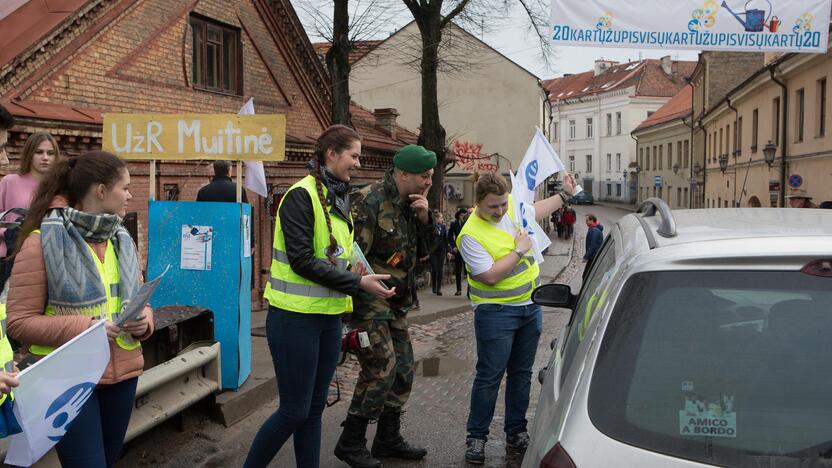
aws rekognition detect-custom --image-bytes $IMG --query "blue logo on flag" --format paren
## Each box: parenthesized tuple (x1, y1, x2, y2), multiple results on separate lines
(44, 382, 96, 441)
(525, 161, 538, 190)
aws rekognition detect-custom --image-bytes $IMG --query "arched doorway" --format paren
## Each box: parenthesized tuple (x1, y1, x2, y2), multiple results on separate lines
(747, 196, 762, 208)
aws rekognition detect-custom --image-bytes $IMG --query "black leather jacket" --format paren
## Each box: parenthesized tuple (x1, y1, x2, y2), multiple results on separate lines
(278, 187, 361, 296)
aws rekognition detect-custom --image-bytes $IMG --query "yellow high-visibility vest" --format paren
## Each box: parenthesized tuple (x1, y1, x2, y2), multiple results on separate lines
(30, 230, 140, 355)
(263, 175, 354, 314)
(0, 301, 14, 406)
(456, 196, 540, 305)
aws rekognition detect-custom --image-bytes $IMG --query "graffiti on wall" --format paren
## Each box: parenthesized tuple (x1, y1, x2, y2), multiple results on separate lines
(452, 140, 498, 172)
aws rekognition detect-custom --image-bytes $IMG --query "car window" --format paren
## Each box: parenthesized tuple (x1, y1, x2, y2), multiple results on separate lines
(589, 270, 832, 466)
(559, 235, 616, 387)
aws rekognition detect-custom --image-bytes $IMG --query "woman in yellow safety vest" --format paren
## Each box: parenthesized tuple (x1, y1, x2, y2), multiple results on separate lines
(457, 171, 576, 464)
(7, 151, 154, 468)
(245, 125, 393, 468)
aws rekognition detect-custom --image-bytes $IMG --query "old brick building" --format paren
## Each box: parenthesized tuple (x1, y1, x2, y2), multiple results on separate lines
(0, 0, 415, 307)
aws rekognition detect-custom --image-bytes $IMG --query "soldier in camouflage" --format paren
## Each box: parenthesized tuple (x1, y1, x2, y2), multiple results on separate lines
(334, 145, 438, 468)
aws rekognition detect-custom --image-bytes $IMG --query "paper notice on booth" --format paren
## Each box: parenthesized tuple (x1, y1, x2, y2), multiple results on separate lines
(181, 225, 213, 271)
(243, 215, 251, 258)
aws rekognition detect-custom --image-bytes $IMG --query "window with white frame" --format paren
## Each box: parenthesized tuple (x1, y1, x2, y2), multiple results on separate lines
(616, 153, 621, 171)
(616, 112, 622, 134)
(607, 184, 612, 196)
(616, 183, 622, 197)
(586, 118, 593, 139)
(569, 120, 576, 140)
(606, 153, 612, 172)
(569, 155, 575, 172)
(586, 154, 593, 172)
(606, 113, 612, 136)
(552, 122, 558, 141)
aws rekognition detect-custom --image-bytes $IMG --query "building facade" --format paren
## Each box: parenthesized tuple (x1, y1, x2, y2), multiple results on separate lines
(543, 58, 694, 203)
(632, 85, 693, 208)
(701, 49, 832, 209)
(342, 21, 546, 211)
(0, 0, 414, 308)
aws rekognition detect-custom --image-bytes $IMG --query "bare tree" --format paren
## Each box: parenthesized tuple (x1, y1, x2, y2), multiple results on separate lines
(300, 0, 404, 126)
(402, 0, 553, 208)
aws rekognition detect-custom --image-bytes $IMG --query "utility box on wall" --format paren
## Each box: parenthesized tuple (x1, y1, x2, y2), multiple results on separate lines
(147, 201, 252, 390)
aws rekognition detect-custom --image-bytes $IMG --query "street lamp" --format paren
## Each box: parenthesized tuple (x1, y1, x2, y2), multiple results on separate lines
(693, 162, 702, 175)
(763, 141, 777, 167)
(718, 154, 728, 173)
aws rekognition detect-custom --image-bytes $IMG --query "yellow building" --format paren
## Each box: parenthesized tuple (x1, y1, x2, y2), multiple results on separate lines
(700, 50, 831, 208)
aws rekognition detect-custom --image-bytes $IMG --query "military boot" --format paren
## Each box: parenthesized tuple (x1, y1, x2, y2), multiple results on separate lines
(371, 410, 427, 460)
(334, 415, 382, 468)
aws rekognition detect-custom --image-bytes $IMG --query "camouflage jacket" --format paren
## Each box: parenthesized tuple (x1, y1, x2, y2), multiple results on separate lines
(352, 167, 438, 320)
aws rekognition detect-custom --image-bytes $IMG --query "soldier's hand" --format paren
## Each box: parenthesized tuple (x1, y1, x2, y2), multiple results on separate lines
(409, 187, 430, 224)
(0, 371, 20, 395)
(359, 274, 396, 299)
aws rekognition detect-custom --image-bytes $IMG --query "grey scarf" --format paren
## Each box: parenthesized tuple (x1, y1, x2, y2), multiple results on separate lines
(40, 207, 139, 317)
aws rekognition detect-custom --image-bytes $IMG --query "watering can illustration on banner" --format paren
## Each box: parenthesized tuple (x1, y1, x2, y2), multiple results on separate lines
(721, 0, 772, 32)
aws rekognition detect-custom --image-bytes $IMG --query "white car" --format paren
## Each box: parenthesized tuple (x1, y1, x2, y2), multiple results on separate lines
(523, 199, 832, 468)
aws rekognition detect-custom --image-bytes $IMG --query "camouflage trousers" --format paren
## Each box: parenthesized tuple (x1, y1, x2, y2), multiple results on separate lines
(347, 316, 413, 420)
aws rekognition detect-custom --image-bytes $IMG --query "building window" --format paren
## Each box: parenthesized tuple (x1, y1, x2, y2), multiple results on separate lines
(569, 120, 576, 140)
(737, 117, 743, 155)
(719, 127, 723, 156)
(639, 147, 644, 170)
(667, 143, 672, 169)
(676, 141, 682, 167)
(552, 122, 558, 141)
(616, 153, 621, 171)
(731, 122, 736, 157)
(163, 183, 180, 201)
(606, 113, 612, 136)
(677, 187, 682, 207)
(646, 147, 651, 170)
(647, 111, 655, 118)
(586, 154, 592, 172)
(569, 155, 575, 172)
(658, 145, 663, 170)
(751, 108, 759, 152)
(616, 183, 622, 197)
(606, 153, 612, 172)
(684, 188, 688, 205)
(683, 140, 689, 168)
(817, 78, 827, 137)
(190, 15, 242, 94)
(607, 183, 612, 196)
(772, 97, 780, 146)
(795, 88, 805, 142)
(616, 112, 622, 134)
(653, 146, 658, 170)
(586, 118, 593, 139)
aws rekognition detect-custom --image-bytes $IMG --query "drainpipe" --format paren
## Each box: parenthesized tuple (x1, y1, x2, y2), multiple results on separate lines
(727, 98, 739, 206)
(630, 132, 639, 205)
(769, 66, 788, 208)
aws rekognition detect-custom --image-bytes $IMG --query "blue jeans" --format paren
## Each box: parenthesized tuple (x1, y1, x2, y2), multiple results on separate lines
(55, 377, 138, 468)
(467, 303, 542, 439)
(244, 306, 342, 468)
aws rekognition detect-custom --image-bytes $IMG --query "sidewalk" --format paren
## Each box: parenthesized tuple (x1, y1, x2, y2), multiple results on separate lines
(214, 228, 576, 426)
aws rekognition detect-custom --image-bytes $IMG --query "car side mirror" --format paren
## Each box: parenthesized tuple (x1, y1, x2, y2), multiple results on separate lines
(531, 284, 576, 309)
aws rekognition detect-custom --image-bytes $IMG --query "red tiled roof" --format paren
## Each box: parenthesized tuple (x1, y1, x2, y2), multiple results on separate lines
(350, 101, 418, 150)
(0, 98, 102, 124)
(0, 0, 88, 69)
(542, 59, 696, 102)
(634, 85, 693, 132)
(312, 41, 383, 66)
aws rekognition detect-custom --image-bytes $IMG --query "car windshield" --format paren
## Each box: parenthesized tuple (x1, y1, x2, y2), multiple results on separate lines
(589, 270, 832, 466)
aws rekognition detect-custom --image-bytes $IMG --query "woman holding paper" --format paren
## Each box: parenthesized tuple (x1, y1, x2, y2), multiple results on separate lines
(6, 151, 154, 468)
(457, 171, 576, 465)
(245, 125, 393, 468)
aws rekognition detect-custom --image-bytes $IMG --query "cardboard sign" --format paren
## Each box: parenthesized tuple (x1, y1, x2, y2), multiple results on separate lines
(103, 113, 286, 161)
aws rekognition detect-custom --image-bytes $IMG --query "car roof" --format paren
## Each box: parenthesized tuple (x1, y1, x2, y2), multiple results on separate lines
(621, 204, 832, 250)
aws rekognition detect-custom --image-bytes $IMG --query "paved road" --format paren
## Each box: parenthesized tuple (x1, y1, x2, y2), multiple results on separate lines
(119, 202, 629, 467)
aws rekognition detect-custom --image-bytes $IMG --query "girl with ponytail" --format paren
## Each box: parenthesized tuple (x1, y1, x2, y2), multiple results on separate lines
(6, 151, 154, 467)
(246, 125, 393, 468)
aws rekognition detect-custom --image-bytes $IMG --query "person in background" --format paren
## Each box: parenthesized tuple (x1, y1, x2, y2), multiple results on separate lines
(785, 188, 817, 209)
(449, 208, 466, 296)
(245, 125, 392, 468)
(552, 208, 564, 239)
(562, 206, 576, 239)
(0, 132, 61, 257)
(457, 171, 577, 464)
(582, 214, 604, 279)
(7, 151, 154, 468)
(196, 160, 249, 204)
(429, 211, 449, 296)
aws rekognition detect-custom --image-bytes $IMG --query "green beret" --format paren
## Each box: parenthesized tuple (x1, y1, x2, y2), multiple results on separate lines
(393, 145, 436, 173)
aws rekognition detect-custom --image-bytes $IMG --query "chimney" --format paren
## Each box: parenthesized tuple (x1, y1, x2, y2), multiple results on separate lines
(594, 59, 617, 76)
(373, 108, 399, 138)
(660, 55, 673, 75)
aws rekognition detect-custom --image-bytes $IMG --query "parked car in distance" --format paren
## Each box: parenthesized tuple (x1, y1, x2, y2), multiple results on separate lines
(523, 199, 832, 468)
(568, 192, 594, 205)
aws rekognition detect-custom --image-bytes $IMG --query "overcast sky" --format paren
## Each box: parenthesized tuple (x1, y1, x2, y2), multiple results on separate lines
(297, 2, 701, 79)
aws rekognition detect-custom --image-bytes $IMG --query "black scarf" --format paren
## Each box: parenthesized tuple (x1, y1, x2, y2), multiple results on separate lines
(307, 160, 351, 222)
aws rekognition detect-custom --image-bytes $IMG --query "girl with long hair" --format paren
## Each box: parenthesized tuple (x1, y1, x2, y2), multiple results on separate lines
(6, 151, 154, 467)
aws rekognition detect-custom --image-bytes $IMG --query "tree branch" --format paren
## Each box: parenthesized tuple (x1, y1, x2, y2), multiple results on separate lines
(440, 0, 473, 28)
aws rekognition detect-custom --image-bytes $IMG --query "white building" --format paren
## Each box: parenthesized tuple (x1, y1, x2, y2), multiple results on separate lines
(542, 57, 695, 202)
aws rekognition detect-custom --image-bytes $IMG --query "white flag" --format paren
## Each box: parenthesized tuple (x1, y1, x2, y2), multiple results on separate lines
(5, 321, 110, 466)
(239, 98, 268, 198)
(511, 128, 566, 264)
